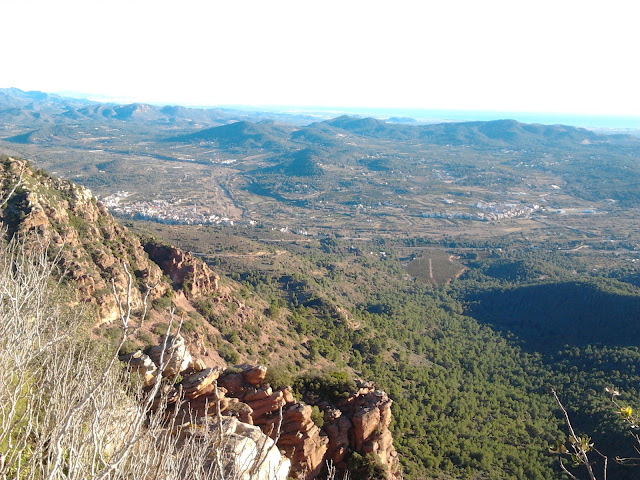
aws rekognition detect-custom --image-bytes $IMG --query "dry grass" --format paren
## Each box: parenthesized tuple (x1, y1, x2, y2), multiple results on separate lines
(0, 235, 288, 480)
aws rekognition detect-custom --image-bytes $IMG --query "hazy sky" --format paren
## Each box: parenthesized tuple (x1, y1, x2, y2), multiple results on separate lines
(2, 0, 638, 116)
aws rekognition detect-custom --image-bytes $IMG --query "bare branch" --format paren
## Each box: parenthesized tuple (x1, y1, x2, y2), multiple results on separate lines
(559, 457, 582, 480)
(0, 162, 24, 208)
(552, 389, 599, 480)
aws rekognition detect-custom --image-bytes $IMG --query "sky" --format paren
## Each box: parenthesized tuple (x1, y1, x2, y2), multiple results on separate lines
(2, 0, 639, 118)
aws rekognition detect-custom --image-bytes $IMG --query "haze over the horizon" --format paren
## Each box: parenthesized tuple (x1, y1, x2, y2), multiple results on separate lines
(2, 0, 638, 119)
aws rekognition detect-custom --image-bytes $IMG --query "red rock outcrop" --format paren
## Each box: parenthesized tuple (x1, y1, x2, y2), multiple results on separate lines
(337, 384, 398, 469)
(144, 242, 219, 297)
(322, 407, 352, 464)
(139, 337, 400, 480)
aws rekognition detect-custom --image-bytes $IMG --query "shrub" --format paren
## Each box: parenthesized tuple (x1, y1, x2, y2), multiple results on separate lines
(218, 344, 240, 364)
(265, 366, 293, 389)
(224, 366, 243, 374)
(181, 317, 198, 334)
(310, 405, 324, 428)
(152, 295, 172, 310)
(348, 452, 388, 480)
(293, 370, 357, 402)
(135, 330, 154, 346)
(119, 339, 140, 355)
(266, 298, 282, 319)
(152, 322, 170, 336)
(228, 331, 240, 345)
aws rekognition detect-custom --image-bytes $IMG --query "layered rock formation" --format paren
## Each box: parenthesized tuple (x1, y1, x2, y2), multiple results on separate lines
(125, 336, 400, 480)
(333, 384, 397, 468)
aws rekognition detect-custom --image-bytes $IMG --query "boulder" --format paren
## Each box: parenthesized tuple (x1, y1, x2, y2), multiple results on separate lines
(119, 350, 158, 387)
(148, 334, 192, 376)
(242, 365, 268, 385)
(179, 416, 290, 480)
(181, 367, 222, 398)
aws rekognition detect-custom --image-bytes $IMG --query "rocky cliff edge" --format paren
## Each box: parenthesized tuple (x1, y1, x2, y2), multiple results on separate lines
(123, 336, 400, 480)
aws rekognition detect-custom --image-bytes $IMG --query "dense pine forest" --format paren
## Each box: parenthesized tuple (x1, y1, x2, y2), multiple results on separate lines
(132, 222, 640, 480)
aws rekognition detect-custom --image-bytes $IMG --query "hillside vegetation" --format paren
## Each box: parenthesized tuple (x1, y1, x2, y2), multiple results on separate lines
(135, 221, 640, 480)
(0, 236, 238, 480)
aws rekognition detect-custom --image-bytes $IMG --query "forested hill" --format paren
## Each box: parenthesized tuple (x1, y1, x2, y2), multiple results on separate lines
(466, 279, 640, 351)
(168, 121, 297, 150)
(320, 115, 605, 146)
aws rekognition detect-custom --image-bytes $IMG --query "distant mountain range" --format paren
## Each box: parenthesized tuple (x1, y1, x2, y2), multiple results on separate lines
(1, 87, 630, 148)
(3, 87, 639, 188)
(320, 115, 605, 147)
(164, 113, 612, 152)
(0, 88, 232, 128)
(0, 88, 326, 129)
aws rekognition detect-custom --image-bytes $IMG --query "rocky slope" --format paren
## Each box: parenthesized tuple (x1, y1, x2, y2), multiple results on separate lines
(0, 155, 401, 479)
(0, 156, 220, 322)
